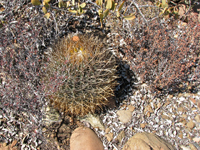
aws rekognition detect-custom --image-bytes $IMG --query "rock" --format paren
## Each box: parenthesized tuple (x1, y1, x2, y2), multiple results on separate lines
(146, 112, 151, 117)
(187, 120, 195, 129)
(70, 127, 104, 150)
(105, 132, 113, 142)
(117, 110, 132, 123)
(180, 145, 191, 150)
(177, 107, 185, 112)
(195, 115, 200, 123)
(122, 132, 175, 150)
(189, 143, 198, 150)
(162, 115, 172, 120)
(122, 138, 151, 150)
(140, 123, 146, 129)
(193, 137, 200, 143)
(105, 128, 111, 134)
(127, 105, 135, 112)
(116, 130, 125, 143)
(189, 98, 196, 104)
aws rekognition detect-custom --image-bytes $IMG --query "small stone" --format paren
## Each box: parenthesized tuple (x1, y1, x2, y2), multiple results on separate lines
(157, 102, 161, 109)
(127, 105, 135, 112)
(179, 132, 183, 139)
(164, 101, 171, 107)
(193, 137, 200, 143)
(146, 112, 151, 117)
(180, 145, 191, 150)
(70, 127, 104, 150)
(117, 130, 125, 143)
(162, 115, 171, 120)
(105, 128, 111, 134)
(187, 120, 195, 129)
(122, 138, 151, 150)
(189, 98, 196, 104)
(117, 110, 132, 123)
(192, 107, 196, 111)
(105, 132, 113, 142)
(182, 114, 187, 118)
(146, 105, 153, 113)
(140, 123, 146, 129)
(189, 143, 197, 150)
(179, 118, 187, 125)
(177, 107, 185, 112)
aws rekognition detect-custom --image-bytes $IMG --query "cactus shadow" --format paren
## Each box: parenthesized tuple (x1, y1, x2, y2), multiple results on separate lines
(105, 59, 139, 110)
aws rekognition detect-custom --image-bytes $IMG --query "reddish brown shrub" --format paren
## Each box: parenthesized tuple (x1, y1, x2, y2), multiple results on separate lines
(125, 15, 199, 94)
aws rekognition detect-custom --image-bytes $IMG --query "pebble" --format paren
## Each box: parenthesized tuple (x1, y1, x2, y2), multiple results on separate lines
(186, 120, 195, 129)
(105, 132, 113, 142)
(189, 143, 198, 150)
(180, 145, 191, 150)
(127, 105, 135, 112)
(116, 130, 125, 143)
(140, 123, 146, 129)
(105, 128, 111, 134)
(117, 110, 132, 123)
(194, 115, 200, 122)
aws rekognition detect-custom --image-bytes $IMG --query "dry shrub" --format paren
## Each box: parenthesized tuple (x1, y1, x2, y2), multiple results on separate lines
(125, 14, 199, 94)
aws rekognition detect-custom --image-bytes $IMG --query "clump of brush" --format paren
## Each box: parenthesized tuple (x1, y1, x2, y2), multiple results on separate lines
(41, 34, 118, 116)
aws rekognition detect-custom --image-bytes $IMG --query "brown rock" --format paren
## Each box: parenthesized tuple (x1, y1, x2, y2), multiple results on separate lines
(117, 130, 125, 143)
(187, 120, 195, 129)
(117, 110, 132, 123)
(177, 107, 185, 112)
(162, 115, 172, 120)
(189, 98, 196, 104)
(140, 123, 146, 129)
(105, 132, 113, 142)
(122, 138, 151, 150)
(122, 132, 175, 150)
(70, 127, 104, 150)
(189, 143, 198, 150)
(195, 115, 200, 123)
(146, 112, 151, 117)
(105, 128, 111, 134)
(128, 105, 135, 112)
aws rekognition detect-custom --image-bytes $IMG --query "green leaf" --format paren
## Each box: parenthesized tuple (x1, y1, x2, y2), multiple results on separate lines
(124, 14, 136, 20)
(42, 6, 47, 14)
(103, 9, 109, 18)
(43, 2, 50, 8)
(96, 0, 103, 6)
(72, 0, 75, 6)
(99, 13, 103, 28)
(116, 11, 120, 18)
(106, 0, 112, 9)
(162, 0, 168, 8)
(110, 1, 115, 10)
(118, 1, 124, 12)
(80, 2, 86, 8)
(44, 0, 51, 2)
(69, 9, 77, 13)
(58, 1, 64, 8)
(44, 12, 50, 19)
(31, 0, 41, 6)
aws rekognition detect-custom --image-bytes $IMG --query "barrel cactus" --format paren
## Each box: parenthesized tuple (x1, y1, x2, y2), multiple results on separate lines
(41, 34, 118, 116)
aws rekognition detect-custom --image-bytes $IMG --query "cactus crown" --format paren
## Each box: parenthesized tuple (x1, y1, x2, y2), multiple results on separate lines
(42, 34, 118, 116)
